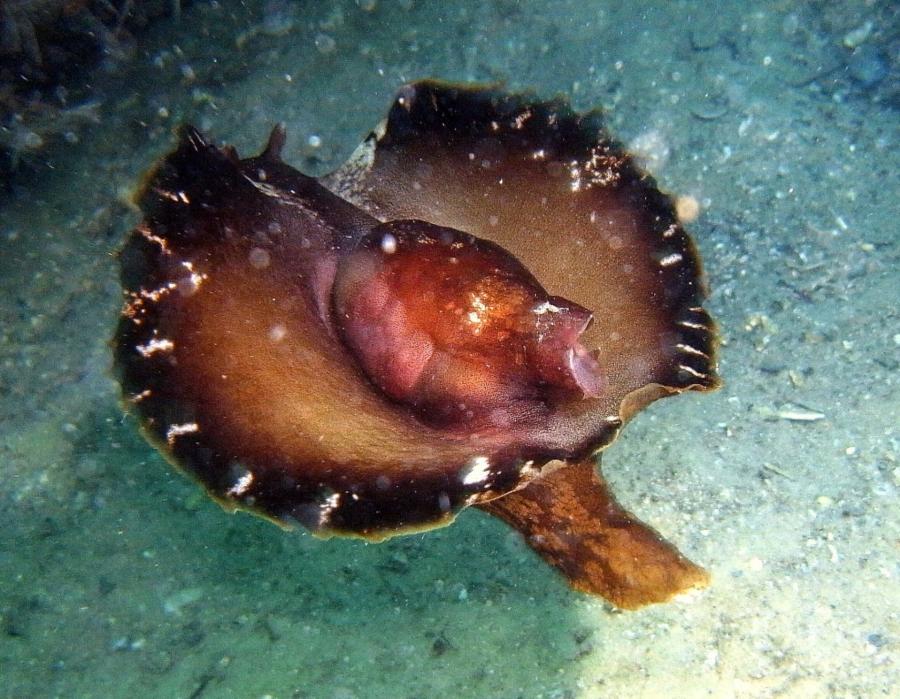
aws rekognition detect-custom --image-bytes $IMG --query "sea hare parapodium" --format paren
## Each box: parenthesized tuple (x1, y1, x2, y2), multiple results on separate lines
(114, 81, 720, 609)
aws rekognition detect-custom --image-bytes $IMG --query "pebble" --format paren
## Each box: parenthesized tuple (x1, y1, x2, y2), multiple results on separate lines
(748, 557, 763, 572)
(847, 46, 888, 88)
(774, 403, 826, 422)
(22, 131, 43, 149)
(163, 587, 204, 615)
(112, 636, 145, 652)
(782, 14, 800, 36)
(690, 94, 729, 121)
(315, 33, 337, 54)
(843, 21, 873, 49)
(867, 633, 887, 649)
(628, 129, 670, 172)
(676, 195, 701, 223)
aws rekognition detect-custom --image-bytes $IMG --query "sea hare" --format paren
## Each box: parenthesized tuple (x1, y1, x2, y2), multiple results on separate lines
(114, 81, 720, 609)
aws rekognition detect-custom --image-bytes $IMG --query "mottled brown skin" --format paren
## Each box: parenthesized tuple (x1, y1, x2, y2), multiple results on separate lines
(114, 81, 720, 608)
(480, 458, 709, 609)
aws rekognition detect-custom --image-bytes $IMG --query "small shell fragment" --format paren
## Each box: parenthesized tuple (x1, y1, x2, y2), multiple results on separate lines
(773, 402, 826, 422)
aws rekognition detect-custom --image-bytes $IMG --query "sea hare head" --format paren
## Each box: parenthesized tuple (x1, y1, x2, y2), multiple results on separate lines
(114, 81, 719, 605)
(333, 220, 604, 429)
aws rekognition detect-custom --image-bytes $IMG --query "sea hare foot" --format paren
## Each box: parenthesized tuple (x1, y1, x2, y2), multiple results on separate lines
(479, 458, 709, 608)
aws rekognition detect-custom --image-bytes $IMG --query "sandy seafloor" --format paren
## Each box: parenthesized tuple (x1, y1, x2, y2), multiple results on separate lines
(1, 1, 898, 697)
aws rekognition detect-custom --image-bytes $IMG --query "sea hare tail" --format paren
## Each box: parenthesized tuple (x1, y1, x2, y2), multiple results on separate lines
(478, 458, 709, 609)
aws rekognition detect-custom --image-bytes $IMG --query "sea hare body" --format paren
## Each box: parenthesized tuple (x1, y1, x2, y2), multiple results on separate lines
(115, 81, 720, 609)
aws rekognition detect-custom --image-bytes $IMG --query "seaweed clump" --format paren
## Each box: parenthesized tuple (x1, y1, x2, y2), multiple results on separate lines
(0, 1, 187, 176)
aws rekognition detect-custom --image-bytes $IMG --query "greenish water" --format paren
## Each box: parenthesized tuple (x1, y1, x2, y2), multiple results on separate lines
(1, 2, 897, 697)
